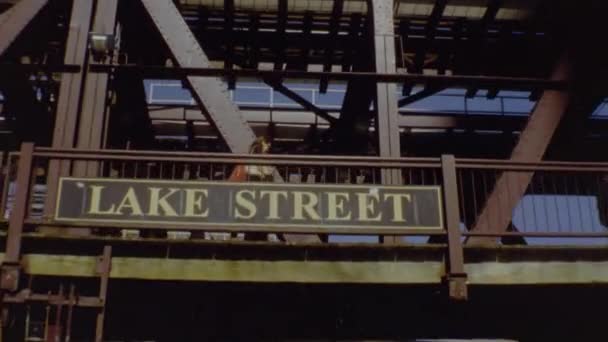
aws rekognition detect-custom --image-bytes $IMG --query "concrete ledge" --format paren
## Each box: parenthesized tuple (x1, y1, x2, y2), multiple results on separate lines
(21, 254, 444, 284)
(11, 253, 608, 285)
(466, 261, 608, 285)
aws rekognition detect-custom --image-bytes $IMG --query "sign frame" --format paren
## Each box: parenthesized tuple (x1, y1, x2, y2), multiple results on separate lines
(54, 177, 445, 234)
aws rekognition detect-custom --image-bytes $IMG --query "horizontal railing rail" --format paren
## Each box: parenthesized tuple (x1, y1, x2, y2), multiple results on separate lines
(454, 159, 608, 244)
(0, 151, 5, 223)
(2, 145, 608, 246)
(9, 147, 444, 238)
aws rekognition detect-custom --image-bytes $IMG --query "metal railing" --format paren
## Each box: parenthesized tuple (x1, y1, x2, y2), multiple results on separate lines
(455, 159, 608, 244)
(0, 151, 5, 223)
(25, 146, 444, 235)
(2, 144, 608, 246)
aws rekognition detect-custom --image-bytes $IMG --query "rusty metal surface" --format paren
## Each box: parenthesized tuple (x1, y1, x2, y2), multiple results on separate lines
(95, 245, 111, 342)
(45, 0, 95, 219)
(3, 290, 103, 308)
(74, 0, 118, 177)
(441, 155, 467, 300)
(468, 54, 572, 245)
(265, 80, 337, 124)
(140, 0, 257, 154)
(0, 152, 8, 221)
(0, 0, 48, 56)
(371, 0, 401, 186)
(88, 64, 573, 91)
(4, 142, 33, 264)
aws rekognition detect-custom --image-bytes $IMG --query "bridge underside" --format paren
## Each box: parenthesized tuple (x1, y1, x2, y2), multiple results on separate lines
(11, 237, 608, 285)
(5, 235, 608, 341)
(102, 283, 608, 341)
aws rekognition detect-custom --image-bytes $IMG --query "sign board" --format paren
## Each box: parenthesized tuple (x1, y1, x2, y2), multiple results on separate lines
(55, 178, 444, 233)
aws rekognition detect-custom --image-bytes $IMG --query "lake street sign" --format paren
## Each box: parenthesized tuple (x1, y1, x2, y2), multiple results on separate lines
(55, 178, 444, 233)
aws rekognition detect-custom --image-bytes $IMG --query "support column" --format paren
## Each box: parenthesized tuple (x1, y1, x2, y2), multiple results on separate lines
(141, 0, 256, 153)
(369, 0, 402, 243)
(468, 55, 571, 245)
(44, 0, 94, 220)
(0, 0, 48, 56)
(94, 246, 112, 342)
(370, 0, 402, 184)
(141, 0, 319, 243)
(74, 0, 118, 177)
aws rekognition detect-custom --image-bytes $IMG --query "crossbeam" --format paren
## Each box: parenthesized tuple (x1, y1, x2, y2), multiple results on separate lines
(0, 0, 47, 56)
(74, 0, 118, 177)
(265, 79, 337, 124)
(398, 86, 445, 107)
(141, 0, 320, 244)
(141, 0, 256, 153)
(89, 64, 572, 91)
(468, 55, 572, 245)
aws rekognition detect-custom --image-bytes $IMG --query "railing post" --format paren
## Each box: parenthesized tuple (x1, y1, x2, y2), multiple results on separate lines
(95, 245, 112, 342)
(0, 144, 33, 342)
(441, 155, 467, 300)
(1, 142, 34, 292)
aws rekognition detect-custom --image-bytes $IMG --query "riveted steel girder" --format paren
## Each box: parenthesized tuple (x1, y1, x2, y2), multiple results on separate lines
(0, 0, 47, 56)
(468, 55, 572, 245)
(141, 0, 257, 153)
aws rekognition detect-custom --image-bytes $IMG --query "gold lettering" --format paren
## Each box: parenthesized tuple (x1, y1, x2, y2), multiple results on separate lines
(260, 190, 288, 220)
(115, 187, 143, 216)
(356, 192, 382, 222)
(326, 192, 351, 221)
(184, 189, 209, 217)
(235, 190, 257, 219)
(147, 187, 179, 216)
(87, 185, 116, 215)
(383, 193, 412, 222)
(292, 191, 320, 220)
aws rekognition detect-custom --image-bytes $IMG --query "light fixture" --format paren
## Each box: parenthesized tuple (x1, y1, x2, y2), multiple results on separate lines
(89, 33, 115, 58)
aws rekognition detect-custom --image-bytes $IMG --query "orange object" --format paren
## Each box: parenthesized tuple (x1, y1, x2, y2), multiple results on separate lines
(228, 164, 247, 182)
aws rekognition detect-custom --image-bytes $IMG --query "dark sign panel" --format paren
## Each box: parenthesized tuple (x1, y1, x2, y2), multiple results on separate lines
(55, 178, 444, 233)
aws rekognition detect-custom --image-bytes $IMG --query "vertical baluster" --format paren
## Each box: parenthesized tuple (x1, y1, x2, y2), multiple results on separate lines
(551, 173, 561, 232)
(574, 173, 585, 232)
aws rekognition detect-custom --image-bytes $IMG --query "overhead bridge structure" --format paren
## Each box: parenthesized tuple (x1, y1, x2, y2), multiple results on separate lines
(1, 0, 608, 341)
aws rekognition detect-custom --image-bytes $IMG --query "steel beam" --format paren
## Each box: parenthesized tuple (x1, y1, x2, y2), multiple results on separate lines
(141, 0, 319, 243)
(4, 142, 33, 266)
(341, 13, 362, 72)
(319, 0, 344, 92)
(264, 79, 337, 124)
(95, 246, 111, 342)
(74, 0, 118, 177)
(274, 0, 287, 71)
(0, 0, 47, 56)
(90, 64, 573, 91)
(398, 86, 445, 107)
(463, 0, 503, 97)
(468, 55, 572, 245)
(110, 72, 154, 149)
(291, 11, 312, 70)
(369, 0, 401, 243)
(224, 0, 235, 88)
(413, 0, 447, 72)
(141, 0, 256, 153)
(370, 0, 401, 183)
(44, 0, 95, 220)
(441, 155, 467, 300)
